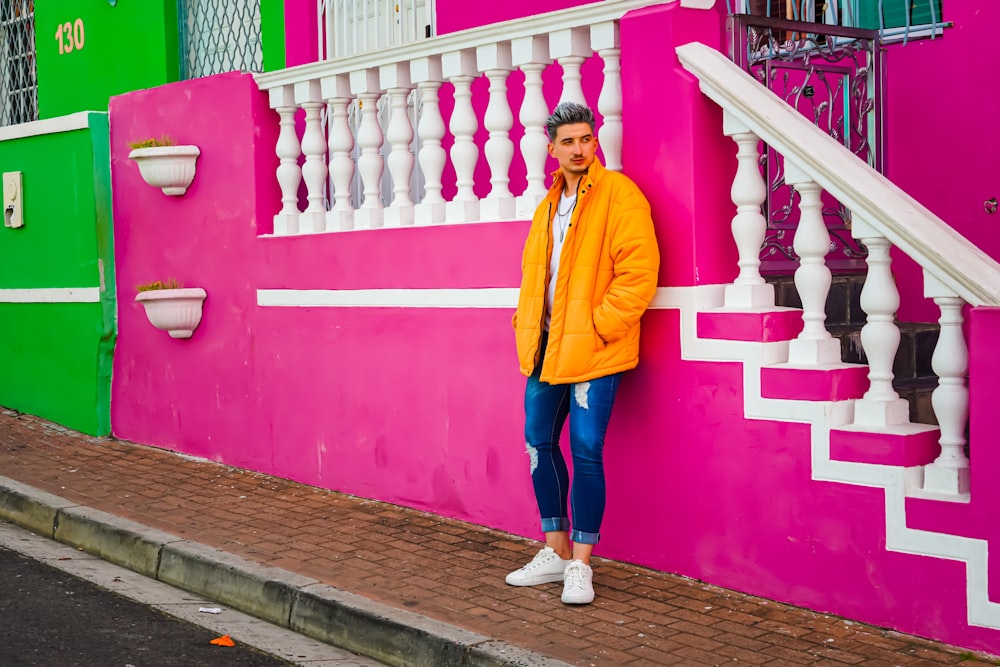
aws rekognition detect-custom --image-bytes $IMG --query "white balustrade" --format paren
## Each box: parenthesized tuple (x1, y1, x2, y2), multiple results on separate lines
(412, 56, 446, 225)
(352, 69, 385, 229)
(851, 219, 910, 426)
(923, 274, 971, 496)
(324, 74, 356, 231)
(592, 22, 623, 171)
(297, 80, 328, 234)
(443, 49, 480, 222)
(381, 63, 415, 227)
(551, 28, 590, 105)
(269, 85, 301, 235)
(722, 113, 772, 309)
(478, 43, 516, 220)
(784, 167, 840, 365)
(259, 10, 655, 235)
(512, 35, 552, 219)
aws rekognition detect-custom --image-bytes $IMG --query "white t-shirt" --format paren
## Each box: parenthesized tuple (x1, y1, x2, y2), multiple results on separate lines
(545, 190, 578, 331)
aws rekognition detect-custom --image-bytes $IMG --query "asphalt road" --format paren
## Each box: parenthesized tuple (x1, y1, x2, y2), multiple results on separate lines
(0, 545, 291, 666)
(0, 521, 385, 667)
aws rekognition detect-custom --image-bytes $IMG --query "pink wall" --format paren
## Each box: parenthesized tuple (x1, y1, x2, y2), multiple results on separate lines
(884, 1, 1000, 321)
(108, 2, 1000, 658)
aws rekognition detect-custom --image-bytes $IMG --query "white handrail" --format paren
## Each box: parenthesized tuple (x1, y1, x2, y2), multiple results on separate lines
(255, 0, 668, 90)
(676, 41, 1000, 307)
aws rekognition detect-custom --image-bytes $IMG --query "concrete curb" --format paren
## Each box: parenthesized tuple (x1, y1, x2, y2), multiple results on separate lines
(0, 477, 569, 667)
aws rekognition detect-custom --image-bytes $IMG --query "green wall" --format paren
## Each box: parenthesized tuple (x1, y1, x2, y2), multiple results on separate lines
(0, 113, 115, 435)
(261, 0, 287, 72)
(35, 1, 179, 119)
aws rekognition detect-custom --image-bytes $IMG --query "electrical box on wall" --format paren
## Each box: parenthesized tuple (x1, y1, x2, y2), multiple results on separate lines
(3, 171, 23, 228)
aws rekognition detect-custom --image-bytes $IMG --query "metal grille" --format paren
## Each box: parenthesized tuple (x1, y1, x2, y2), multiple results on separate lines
(321, 0, 433, 60)
(179, 0, 262, 79)
(0, 0, 37, 127)
(730, 14, 882, 274)
(729, 0, 946, 41)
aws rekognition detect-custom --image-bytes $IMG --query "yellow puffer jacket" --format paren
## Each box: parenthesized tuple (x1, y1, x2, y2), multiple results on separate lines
(513, 159, 660, 383)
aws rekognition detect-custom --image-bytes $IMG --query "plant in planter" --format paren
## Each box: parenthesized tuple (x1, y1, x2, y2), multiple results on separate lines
(135, 278, 207, 339)
(128, 135, 201, 196)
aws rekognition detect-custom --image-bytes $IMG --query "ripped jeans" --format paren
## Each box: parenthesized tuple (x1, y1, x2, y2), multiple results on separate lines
(523, 335, 621, 545)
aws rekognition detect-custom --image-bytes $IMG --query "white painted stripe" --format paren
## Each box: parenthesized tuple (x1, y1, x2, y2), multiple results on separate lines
(258, 287, 682, 309)
(0, 112, 99, 142)
(0, 288, 101, 303)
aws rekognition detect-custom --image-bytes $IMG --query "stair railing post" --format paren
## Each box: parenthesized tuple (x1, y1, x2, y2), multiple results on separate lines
(784, 165, 840, 365)
(723, 112, 773, 309)
(851, 217, 910, 426)
(922, 273, 971, 496)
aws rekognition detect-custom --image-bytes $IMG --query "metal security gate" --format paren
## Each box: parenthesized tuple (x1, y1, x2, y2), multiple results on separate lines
(0, 0, 37, 127)
(729, 14, 883, 274)
(179, 0, 263, 79)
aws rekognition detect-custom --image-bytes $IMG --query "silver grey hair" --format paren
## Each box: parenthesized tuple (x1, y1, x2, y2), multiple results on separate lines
(545, 102, 595, 141)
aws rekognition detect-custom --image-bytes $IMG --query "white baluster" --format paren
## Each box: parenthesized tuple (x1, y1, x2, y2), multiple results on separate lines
(785, 166, 839, 365)
(550, 28, 590, 105)
(592, 22, 622, 171)
(477, 42, 515, 220)
(380, 63, 415, 227)
(322, 74, 355, 230)
(351, 69, 385, 229)
(269, 85, 300, 235)
(923, 275, 970, 496)
(722, 113, 772, 309)
(296, 80, 327, 234)
(443, 49, 479, 222)
(512, 35, 551, 219)
(412, 56, 446, 225)
(851, 218, 909, 426)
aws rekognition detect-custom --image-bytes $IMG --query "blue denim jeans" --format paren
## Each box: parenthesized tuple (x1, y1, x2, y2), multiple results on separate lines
(523, 334, 621, 545)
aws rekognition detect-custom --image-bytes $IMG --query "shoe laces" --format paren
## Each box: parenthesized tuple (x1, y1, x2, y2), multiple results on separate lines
(523, 547, 556, 571)
(564, 560, 588, 588)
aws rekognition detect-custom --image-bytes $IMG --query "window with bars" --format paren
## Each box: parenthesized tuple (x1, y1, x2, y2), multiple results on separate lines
(179, 0, 263, 79)
(0, 0, 37, 127)
(743, 0, 944, 41)
(321, 0, 434, 60)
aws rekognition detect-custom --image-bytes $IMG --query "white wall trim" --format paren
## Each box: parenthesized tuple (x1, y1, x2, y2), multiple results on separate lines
(0, 112, 99, 142)
(257, 287, 687, 309)
(0, 288, 101, 303)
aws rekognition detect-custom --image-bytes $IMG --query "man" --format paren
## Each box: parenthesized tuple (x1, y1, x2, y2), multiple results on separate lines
(507, 102, 660, 604)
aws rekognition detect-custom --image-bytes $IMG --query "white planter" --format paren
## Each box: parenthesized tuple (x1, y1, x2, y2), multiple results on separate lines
(128, 145, 200, 196)
(135, 288, 207, 338)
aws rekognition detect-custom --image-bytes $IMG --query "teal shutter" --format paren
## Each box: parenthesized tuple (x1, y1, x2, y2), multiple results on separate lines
(853, 0, 943, 29)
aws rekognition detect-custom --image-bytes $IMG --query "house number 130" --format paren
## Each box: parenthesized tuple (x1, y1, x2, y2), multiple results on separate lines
(55, 19, 85, 54)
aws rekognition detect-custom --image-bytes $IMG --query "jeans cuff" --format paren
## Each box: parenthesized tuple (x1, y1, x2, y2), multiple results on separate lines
(541, 517, 570, 532)
(571, 529, 600, 545)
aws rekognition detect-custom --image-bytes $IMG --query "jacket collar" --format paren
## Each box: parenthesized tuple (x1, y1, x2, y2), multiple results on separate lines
(548, 157, 607, 201)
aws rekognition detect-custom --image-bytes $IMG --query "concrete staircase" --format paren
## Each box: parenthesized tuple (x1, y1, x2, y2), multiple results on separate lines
(768, 273, 940, 424)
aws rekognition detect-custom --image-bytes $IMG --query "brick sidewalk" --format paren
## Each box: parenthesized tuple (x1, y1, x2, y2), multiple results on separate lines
(0, 408, 996, 666)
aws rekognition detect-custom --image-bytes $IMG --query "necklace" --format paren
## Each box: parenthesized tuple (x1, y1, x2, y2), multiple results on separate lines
(556, 193, 576, 242)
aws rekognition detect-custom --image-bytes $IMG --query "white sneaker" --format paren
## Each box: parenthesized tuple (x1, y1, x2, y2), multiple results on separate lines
(561, 560, 594, 604)
(505, 547, 572, 586)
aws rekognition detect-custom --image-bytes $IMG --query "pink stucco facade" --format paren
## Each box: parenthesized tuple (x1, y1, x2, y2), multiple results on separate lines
(110, 0, 1000, 657)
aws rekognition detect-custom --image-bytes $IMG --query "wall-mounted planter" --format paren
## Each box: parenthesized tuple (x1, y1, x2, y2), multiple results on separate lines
(135, 288, 207, 338)
(128, 145, 200, 196)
